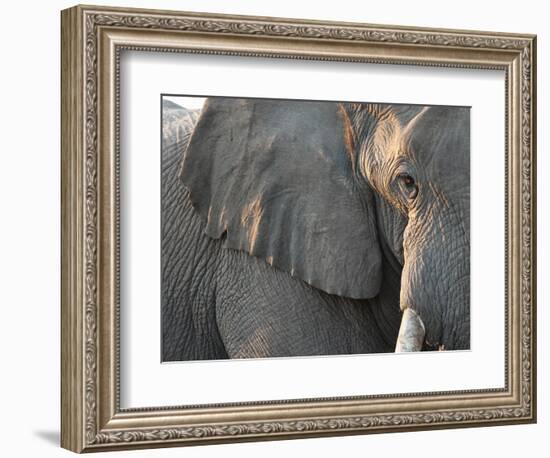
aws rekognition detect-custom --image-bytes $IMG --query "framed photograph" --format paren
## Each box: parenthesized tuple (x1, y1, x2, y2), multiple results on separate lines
(61, 4, 537, 453)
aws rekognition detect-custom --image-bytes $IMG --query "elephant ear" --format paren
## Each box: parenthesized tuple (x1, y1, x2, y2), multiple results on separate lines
(180, 98, 381, 299)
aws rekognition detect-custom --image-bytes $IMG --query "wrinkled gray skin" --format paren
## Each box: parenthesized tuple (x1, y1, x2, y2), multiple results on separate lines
(162, 98, 470, 361)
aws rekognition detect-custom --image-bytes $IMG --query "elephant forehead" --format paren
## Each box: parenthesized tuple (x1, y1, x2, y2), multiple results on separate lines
(405, 106, 470, 184)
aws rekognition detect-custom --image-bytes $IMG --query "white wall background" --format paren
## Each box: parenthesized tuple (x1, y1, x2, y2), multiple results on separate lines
(0, 0, 545, 456)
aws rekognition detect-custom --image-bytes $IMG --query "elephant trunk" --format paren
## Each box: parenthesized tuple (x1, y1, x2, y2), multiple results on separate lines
(395, 308, 425, 352)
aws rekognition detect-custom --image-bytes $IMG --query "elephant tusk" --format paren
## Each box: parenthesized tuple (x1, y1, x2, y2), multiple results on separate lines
(395, 308, 426, 352)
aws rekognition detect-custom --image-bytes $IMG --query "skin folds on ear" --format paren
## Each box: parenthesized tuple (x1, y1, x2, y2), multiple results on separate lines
(180, 98, 382, 299)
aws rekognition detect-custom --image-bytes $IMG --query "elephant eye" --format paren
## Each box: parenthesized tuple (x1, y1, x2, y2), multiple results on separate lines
(397, 173, 418, 200)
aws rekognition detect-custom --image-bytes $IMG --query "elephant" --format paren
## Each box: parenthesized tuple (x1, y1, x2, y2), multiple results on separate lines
(161, 97, 470, 361)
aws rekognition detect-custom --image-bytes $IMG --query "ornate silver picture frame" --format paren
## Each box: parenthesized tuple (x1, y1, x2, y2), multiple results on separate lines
(61, 4, 536, 453)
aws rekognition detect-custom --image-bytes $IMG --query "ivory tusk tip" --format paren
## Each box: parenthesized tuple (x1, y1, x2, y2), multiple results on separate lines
(395, 308, 426, 353)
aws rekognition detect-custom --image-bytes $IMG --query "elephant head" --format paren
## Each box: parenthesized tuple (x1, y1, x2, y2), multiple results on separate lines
(342, 103, 470, 351)
(180, 97, 470, 352)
